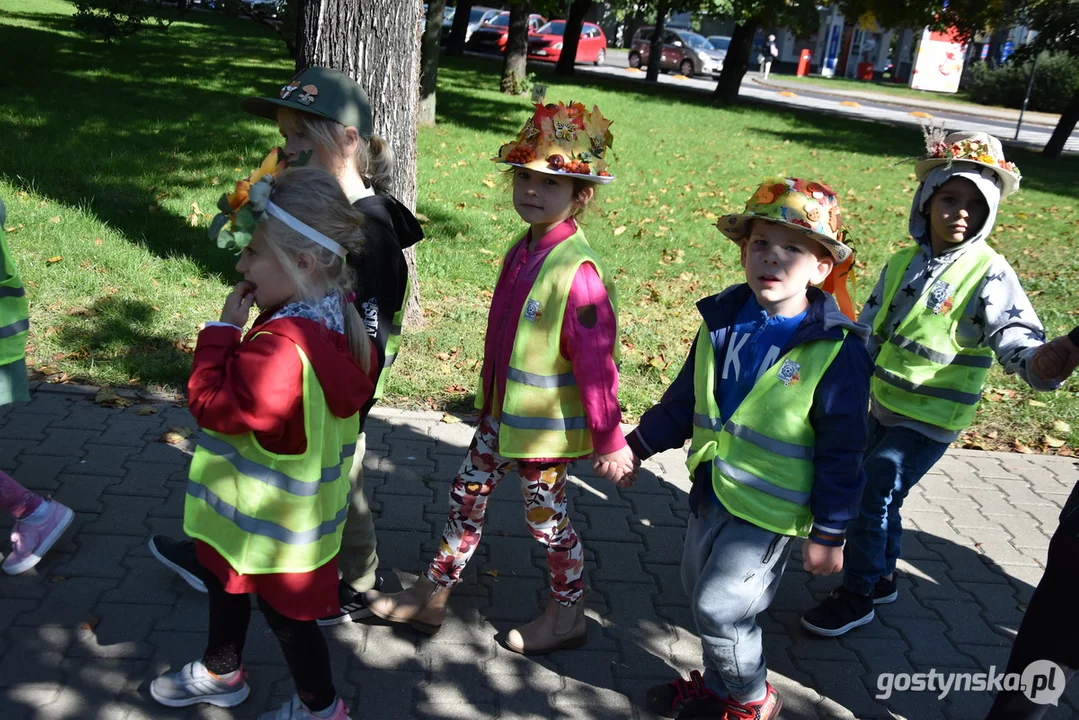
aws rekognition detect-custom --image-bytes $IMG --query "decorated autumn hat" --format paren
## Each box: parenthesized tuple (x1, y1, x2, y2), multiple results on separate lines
(916, 129, 1020, 198)
(240, 67, 374, 140)
(493, 101, 615, 184)
(716, 177, 852, 262)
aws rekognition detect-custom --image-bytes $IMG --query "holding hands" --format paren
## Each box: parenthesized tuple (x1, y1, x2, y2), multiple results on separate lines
(593, 445, 639, 488)
(1031, 326, 1079, 383)
(220, 281, 257, 328)
(802, 540, 843, 576)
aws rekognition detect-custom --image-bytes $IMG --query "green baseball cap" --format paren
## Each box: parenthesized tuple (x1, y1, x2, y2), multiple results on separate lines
(240, 66, 374, 139)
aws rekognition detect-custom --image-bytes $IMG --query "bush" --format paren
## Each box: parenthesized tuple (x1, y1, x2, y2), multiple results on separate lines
(72, 0, 177, 40)
(966, 53, 1079, 114)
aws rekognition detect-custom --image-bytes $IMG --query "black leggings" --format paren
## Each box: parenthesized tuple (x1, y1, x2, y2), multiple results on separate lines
(202, 571, 337, 712)
(985, 483, 1078, 719)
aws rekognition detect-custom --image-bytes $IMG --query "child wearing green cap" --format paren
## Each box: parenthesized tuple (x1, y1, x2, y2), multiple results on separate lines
(149, 67, 423, 626)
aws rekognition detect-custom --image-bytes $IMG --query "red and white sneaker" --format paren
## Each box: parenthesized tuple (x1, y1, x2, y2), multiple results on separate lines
(725, 682, 783, 720)
(2, 499, 74, 575)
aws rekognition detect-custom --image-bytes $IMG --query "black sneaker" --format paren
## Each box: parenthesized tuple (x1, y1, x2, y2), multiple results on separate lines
(873, 575, 898, 605)
(801, 586, 875, 637)
(148, 535, 207, 593)
(646, 670, 728, 718)
(317, 573, 386, 627)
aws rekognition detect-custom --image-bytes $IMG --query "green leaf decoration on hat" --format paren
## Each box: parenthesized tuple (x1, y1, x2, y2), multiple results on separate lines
(207, 147, 288, 253)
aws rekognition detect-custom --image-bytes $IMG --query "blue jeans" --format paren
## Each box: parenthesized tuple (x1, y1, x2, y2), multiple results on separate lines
(682, 499, 792, 703)
(843, 416, 950, 596)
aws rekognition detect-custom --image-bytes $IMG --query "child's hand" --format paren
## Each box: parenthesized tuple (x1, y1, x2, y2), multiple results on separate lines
(593, 446, 638, 488)
(1032, 331, 1079, 383)
(220, 281, 256, 328)
(802, 540, 843, 576)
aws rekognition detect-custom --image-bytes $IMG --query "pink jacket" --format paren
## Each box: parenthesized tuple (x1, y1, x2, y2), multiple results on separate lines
(479, 218, 625, 460)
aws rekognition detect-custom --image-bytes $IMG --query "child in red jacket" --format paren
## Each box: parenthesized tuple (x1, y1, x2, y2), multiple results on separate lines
(150, 167, 377, 720)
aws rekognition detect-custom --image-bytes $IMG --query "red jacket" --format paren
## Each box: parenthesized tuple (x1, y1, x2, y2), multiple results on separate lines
(189, 310, 376, 620)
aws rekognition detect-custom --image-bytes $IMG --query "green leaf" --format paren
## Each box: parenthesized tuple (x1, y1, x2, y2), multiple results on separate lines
(216, 193, 232, 215)
(207, 213, 228, 240)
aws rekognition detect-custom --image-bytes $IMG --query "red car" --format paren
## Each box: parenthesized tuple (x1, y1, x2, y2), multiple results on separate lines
(466, 11, 547, 54)
(527, 20, 608, 65)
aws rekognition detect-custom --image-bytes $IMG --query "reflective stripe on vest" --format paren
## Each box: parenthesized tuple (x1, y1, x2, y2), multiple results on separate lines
(871, 244, 996, 430)
(475, 228, 619, 459)
(0, 205, 30, 367)
(688, 322, 845, 537)
(184, 337, 359, 575)
(374, 275, 410, 399)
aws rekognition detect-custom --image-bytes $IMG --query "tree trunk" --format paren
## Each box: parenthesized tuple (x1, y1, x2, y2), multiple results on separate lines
(419, 0, 445, 125)
(554, 0, 591, 76)
(501, 2, 530, 94)
(1043, 89, 1079, 159)
(297, 0, 425, 325)
(447, 0, 473, 56)
(712, 19, 758, 103)
(645, 0, 670, 83)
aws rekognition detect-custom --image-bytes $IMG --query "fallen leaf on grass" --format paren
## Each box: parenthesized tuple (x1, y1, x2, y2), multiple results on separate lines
(67, 306, 96, 317)
(161, 426, 193, 444)
(136, 406, 160, 416)
(1013, 441, 1034, 454)
(1028, 399, 1047, 408)
(613, 225, 627, 236)
(4, 224, 24, 233)
(440, 413, 460, 424)
(1052, 420, 1071, 434)
(1044, 435, 1066, 448)
(482, 179, 496, 188)
(48, 216, 62, 224)
(46, 255, 63, 265)
(444, 384, 468, 395)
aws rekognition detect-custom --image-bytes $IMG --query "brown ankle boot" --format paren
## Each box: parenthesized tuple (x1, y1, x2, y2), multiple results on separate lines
(365, 575, 451, 634)
(505, 596, 587, 655)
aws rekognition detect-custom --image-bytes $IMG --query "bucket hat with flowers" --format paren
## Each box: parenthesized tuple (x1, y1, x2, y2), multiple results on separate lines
(917, 128, 1021, 198)
(494, 101, 615, 184)
(716, 177, 853, 262)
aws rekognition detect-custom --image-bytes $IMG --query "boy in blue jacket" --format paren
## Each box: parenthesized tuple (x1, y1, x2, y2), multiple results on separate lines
(618, 178, 872, 720)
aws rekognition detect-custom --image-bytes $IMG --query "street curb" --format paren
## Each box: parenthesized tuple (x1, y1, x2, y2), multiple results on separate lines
(750, 77, 1062, 128)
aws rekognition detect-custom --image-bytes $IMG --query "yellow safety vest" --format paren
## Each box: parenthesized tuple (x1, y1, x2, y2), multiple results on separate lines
(0, 199, 30, 366)
(475, 228, 619, 459)
(373, 275, 409, 400)
(688, 322, 845, 537)
(184, 336, 359, 574)
(872, 244, 996, 431)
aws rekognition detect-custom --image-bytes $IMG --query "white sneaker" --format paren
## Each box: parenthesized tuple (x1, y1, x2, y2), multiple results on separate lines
(149, 659, 250, 707)
(259, 694, 351, 719)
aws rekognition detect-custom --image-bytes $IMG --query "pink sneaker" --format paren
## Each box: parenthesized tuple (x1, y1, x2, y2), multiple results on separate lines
(3, 499, 74, 575)
(258, 695, 351, 719)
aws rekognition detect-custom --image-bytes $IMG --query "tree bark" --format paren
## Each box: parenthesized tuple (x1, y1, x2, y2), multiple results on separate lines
(645, 0, 671, 83)
(297, 0, 425, 325)
(501, 2, 530, 94)
(554, 0, 591, 76)
(712, 19, 759, 103)
(446, 0, 473, 56)
(1043, 89, 1079, 159)
(419, 0, 445, 125)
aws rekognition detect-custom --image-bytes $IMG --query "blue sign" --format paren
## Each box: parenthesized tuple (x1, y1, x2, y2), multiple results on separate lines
(824, 25, 841, 72)
(1002, 41, 1015, 61)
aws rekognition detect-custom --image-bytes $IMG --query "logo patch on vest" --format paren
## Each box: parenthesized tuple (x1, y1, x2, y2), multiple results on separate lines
(524, 299, 542, 323)
(777, 359, 801, 386)
(927, 281, 954, 315)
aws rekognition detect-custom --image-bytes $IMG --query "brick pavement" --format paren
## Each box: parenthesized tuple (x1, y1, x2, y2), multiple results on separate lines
(1, 385, 1077, 719)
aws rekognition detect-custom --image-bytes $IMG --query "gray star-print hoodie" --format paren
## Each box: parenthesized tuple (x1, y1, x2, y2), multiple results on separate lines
(859, 163, 1061, 443)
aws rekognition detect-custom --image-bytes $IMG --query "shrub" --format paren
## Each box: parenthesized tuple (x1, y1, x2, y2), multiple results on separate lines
(966, 53, 1079, 114)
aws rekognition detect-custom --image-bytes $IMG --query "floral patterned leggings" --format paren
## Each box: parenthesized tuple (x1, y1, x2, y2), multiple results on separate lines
(0, 471, 41, 520)
(426, 416, 585, 606)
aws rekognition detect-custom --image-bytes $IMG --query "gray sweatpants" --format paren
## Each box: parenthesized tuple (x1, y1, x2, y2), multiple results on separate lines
(338, 433, 380, 594)
(682, 498, 792, 703)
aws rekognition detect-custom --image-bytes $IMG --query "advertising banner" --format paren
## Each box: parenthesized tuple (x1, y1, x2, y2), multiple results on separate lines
(910, 27, 966, 93)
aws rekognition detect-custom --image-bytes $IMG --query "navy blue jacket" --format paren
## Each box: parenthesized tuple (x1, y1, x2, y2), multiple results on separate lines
(627, 285, 872, 545)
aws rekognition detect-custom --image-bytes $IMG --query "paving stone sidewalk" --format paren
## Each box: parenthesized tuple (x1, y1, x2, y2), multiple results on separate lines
(1, 385, 1077, 720)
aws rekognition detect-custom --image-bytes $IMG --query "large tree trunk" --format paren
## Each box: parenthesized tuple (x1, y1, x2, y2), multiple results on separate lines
(554, 0, 591, 76)
(501, 2, 530, 94)
(712, 19, 759, 103)
(1043, 89, 1079, 159)
(645, 0, 670, 83)
(297, 0, 424, 325)
(447, 0, 473, 56)
(419, 0, 445, 125)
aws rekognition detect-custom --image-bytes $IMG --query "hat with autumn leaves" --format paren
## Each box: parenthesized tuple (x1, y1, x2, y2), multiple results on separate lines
(916, 129, 1020, 198)
(716, 177, 853, 262)
(494, 101, 615, 184)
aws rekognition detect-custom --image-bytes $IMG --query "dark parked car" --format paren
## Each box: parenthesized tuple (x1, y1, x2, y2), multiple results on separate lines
(527, 20, 608, 65)
(466, 11, 547, 54)
(441, 6, 498, 45)
(706, 35, 731, 66)
(629, 26, 726, 77)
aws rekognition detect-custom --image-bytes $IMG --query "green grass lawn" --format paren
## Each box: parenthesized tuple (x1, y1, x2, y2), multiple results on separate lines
(780, 74, 980, 107)
(2, 0, 1077, 453)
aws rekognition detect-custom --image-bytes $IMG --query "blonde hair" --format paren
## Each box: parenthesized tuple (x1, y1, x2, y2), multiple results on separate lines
(278, 108, 396, 195)
(261, 167, 373, 374)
